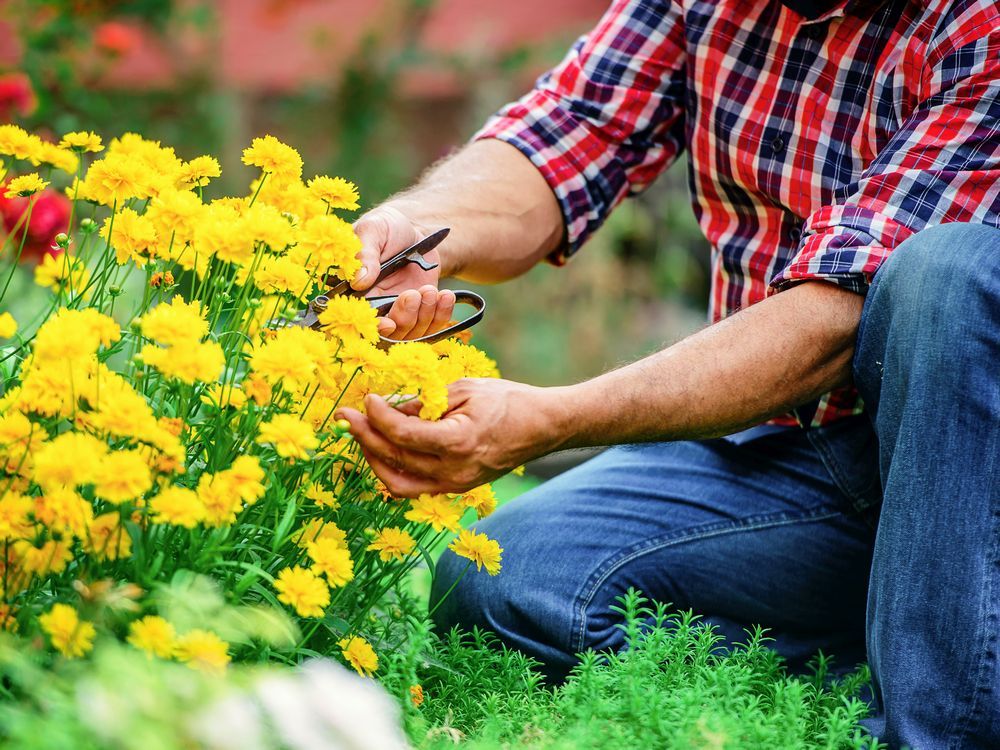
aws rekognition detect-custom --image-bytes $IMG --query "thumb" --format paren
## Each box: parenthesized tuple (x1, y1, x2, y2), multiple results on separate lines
(351, 215, 387, 292)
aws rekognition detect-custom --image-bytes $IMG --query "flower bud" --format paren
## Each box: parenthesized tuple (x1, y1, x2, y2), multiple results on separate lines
(108, 285, 122, 297)
(79, 218, 97, 233)
(53, 232, 70, 248)
(333, 418, 352, 437)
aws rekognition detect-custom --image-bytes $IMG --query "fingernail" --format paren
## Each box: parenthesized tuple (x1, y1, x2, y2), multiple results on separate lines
(355, 266, 368, 282)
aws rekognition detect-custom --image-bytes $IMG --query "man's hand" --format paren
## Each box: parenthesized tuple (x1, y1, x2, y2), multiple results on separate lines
(352, 205, 457, 340)
(335, 379, 563, 496)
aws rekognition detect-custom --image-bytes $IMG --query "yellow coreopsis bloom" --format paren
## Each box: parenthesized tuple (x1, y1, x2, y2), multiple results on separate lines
(200, 382, 248, 411)
(31, 142, 78, 174)
(4, 173, 48, 198)
(0, 494, 33, 540)
(460, 484, 498, 520)
(0, 312, 17, 339)
(295, 518, 347, 549)
(141, 339, 225, 385)
(221, 455, 267, 504)
(307, 539, 354, 588)
(176, 155, 221, 188)
(39, 603, 96, 659)
(251, 254, 312, 297)
(32, 431, 107, 489)
(303, 482, 339, 510)
(367, 527, 416, 562)
(127, 615, 176, 659)
(0, 124, 40, 161)
(448, 529, 503, 576)
(32, 308, 120, 365)
(256, 414, 318, 460)
(317, 295, 379, 345)
(149, 486, 205, 528)
(93, 449, 153, 504)
(59, 131, 104, 153)
(34, 253, 90, 295)
(78, 152, 153, 206)
(85, 512, 133, 561)
(33, 486, 93, 538)
(404, 493, 463, 533)
(101, 207, 157, 265)
(274, 565, 330, 618)
(249, 326, 330, 390)
(174, 629, 231, 674)
(293, 214, 362, 278)
(307, 175, 360, 211)
(140, 296, 210, 345)
(338, 635, 378, 677)
(242, 135, 303, 180)
(16, 538, 73, 575)
(196, 473, 244, 527)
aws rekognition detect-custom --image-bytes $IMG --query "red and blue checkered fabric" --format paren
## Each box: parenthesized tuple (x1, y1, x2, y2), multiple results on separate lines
(476, 0, 999, 427)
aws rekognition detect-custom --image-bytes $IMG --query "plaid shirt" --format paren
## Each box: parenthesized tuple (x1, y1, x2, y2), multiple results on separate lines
(476, 0, 1000, 427)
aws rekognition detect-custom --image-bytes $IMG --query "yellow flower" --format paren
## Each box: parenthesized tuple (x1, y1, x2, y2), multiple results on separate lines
(404, 494, 463, 532)
(221, 455, 266, 504)
(448, 529, 503, 576)
(141, 339, 225, 385)
(307, 539, 354, 588)
(0, 494, 33, 540)
(460, 484, 498, 520)
(149, 486, 204, 528)
(34, 253, 90, 295)
(410, 684, 424, 707)
(4, 173, 48, 198)
(274, 565, 330, 618)
(317, 295, 379, 345)
(176, 155, 221, 189)
(256, 414, 318, 460)
(16, 538, 73, 575)
(249, 326, 332, 390)
(242, 374, 272, 406)
(32, 308, 119, 365)
(0, 124, 40, 160)
(77, 152, 153, 206)
(32, 432, 107, 489)
(251, 254, 312, 297)
(0, 312, 17, 339)
(196, 473, 244, 527)
(293, 215, 362, 278)
(367, 527, 415, 562)
(33, 486, 93, 538)
(200, 382, 247, 411)
(140, 297, 209, 345)
(303, 482, 338, 510)
(59, 131, 104, 153)
(242, 135, 303, 180)
(39, 604, 96, 659)
(101, 207, 157, 265)
(295, 518, 347, 549)
(31, 142, 78, 174)
(85, 512, 133, 561)
(127, 615, 176, 659)
(174, 629, 230, 674)
(307, 176, 360, 211)
(338, 635, 378, 677)
(93, 449, 153, 503)
(0, 411, 42, 474)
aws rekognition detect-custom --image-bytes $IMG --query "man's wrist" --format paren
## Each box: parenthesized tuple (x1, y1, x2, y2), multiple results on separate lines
(523, 383, 589, 456)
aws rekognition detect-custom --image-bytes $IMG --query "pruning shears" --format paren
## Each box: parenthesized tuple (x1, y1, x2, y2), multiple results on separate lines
(285, 227, 486, 346)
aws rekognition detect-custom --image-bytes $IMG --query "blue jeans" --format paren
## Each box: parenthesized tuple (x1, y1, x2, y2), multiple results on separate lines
(431, 223, 1000, 749)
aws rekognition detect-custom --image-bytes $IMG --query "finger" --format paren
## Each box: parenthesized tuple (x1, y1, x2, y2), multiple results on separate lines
(364, 394, 463, 452)
(351, 217, 387, 292)
(337, 408, 442, 476)
(361, 451, 447, 498)
(387, 290, 422, 339)
(377, 316, 396, 337)
(429, 289, 456, 335)
(408, 285, 441, 339)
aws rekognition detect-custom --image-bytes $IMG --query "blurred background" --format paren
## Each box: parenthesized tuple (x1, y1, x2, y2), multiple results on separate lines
(0, 0, 711, 475)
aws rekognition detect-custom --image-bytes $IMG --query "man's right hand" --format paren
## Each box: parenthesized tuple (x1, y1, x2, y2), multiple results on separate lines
(352, 205, 457, 340)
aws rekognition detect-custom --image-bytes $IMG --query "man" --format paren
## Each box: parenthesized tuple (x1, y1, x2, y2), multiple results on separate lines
(335, 0, 1000, 746)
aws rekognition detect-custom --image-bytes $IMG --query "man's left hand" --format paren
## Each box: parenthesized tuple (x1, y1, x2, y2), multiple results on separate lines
(335, 379, 564, 497)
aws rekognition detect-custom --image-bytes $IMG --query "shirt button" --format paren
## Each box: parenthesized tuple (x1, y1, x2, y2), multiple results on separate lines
(770, 136, 785, 154)
(789, 226, 802, 243)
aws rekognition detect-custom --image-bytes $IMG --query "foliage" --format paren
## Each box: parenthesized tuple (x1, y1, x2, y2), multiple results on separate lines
(0, 124, 504, 679)
(412, 590, 883, 750)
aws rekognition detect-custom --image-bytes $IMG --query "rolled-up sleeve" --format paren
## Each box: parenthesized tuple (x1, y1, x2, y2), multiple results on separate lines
(771, 24, 1000, 294)
(474, 0, 688, 261)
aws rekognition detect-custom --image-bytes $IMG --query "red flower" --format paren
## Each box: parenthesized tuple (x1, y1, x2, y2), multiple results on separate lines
(0, 72, 37, 122)
(0, 186, 70, 263)
(93, 21, 141, 57)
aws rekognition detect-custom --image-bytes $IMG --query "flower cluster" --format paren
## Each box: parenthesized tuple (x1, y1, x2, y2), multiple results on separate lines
(0, 126, 504, 678)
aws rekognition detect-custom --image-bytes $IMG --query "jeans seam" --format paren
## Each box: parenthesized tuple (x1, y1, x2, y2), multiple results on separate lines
(807, 428, 879, 514)
(571, 507, 845, 654)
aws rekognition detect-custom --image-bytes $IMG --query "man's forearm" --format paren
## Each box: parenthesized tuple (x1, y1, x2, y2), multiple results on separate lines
(384, 139, 564, 283)
(541, 281, 865, 449)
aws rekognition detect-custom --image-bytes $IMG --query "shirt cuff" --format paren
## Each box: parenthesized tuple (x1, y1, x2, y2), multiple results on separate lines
(769, 204, 916, 294)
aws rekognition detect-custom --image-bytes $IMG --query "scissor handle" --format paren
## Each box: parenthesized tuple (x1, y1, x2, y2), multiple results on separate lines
(367, 290, 486, 347)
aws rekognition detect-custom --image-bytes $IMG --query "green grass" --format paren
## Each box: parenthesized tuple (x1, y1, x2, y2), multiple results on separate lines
(405, 590, 880, 749)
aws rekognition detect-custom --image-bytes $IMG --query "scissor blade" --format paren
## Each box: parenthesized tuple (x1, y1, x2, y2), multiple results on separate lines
(400, 227, 450, 259)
